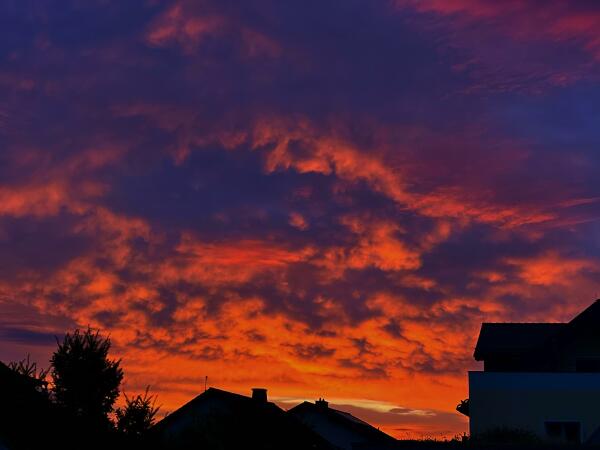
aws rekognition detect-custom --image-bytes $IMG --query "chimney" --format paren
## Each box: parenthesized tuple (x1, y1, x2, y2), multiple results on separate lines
(252, 388, 268, 402)
(315, 398, 328, 409)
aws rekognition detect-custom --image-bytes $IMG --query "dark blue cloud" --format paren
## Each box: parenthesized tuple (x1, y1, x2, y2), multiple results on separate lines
(0, 327, 56, 346)
(0, 214, 92, 279)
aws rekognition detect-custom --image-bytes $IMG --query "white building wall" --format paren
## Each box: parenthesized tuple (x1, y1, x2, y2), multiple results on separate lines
(469, 371, 600, 443)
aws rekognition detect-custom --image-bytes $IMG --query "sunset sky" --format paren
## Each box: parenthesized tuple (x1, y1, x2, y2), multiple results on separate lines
(2, 0, 600, 439)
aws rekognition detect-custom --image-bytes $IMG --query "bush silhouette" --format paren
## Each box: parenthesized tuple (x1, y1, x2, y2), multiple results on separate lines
(51, 327, 123, 427)
(456, 398, 469, 417)
(116, 386, 160, 437)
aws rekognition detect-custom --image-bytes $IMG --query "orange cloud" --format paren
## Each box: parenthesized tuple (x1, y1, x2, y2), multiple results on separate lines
(319, 219, 422, 275)
(145, 1, 281, 58)
(506, 252, 599, 287)
(146, 3, 223, 51)
(288, 212, 309, 230)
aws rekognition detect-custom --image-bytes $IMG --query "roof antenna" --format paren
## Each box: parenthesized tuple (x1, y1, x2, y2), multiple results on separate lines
(204, 376, 208, 392)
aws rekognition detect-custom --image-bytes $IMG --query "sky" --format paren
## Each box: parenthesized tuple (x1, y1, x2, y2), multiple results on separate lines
(1, 0, 600, 439)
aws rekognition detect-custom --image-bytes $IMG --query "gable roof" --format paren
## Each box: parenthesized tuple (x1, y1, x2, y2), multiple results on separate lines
(152, 388, 334, 450)
(0, 360, 48, 404)
(474, 299, 600, 360)
(0, 361, 55, 449)
(566, 299, 600, 329)
(474, 323, 566, 360)
(152, 387, 282, 431)
(288, 401, 396, 445)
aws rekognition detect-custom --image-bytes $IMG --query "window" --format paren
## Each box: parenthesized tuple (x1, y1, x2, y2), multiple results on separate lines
(564, 423, 581, 443)
(545, 422, 581, 444)
(576, 358, 600, 372)
(545, 422, 561, 438)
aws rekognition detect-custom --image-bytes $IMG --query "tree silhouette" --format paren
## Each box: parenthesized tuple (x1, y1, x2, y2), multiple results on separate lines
(51, 328, 123, 426)
(8, 354, 49, 395)
(116, 386, 160, 438)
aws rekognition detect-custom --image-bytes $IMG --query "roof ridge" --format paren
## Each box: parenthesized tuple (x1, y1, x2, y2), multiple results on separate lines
(290, 402, 394, 440)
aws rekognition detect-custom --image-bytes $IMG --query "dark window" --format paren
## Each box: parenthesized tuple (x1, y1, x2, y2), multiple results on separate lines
(545, 422, 561, 438)
(545, 422, 581, 444)
(576, 358, 600, 372)
(564, 423, 581, 443)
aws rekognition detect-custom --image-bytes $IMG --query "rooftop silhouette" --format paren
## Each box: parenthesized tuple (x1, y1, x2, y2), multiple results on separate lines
(468, 299, 600, 445)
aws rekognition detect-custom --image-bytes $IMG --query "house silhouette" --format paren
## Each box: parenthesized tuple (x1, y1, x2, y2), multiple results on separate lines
(468, 299, 600, 444)
(0, 361, 55, 450)
(150, 387, 334, 449)
(288, 398, 397, 450)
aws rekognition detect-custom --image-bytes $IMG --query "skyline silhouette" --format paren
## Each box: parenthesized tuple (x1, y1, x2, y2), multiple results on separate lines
(2, 0, 600, 439)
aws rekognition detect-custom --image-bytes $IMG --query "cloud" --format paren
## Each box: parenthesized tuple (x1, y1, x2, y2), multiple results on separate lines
(288, 212, 309, 230)
(275, 396, 464, 438)
(145, 1, 281, 58)
(396, 0, 600, 92)
(1, 0, 600, 439)
(284, 343, 336, 360)
(0, 327, 57, 346)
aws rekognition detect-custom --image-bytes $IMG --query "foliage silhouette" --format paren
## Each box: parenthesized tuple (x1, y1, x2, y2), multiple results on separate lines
(50, 327, 124, 427)
(8, 354, 49, 395)
(116, 385, 161, 437)
(456, 398, 469, 417)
